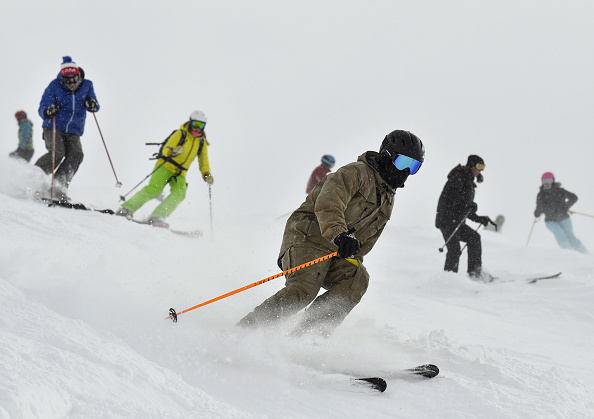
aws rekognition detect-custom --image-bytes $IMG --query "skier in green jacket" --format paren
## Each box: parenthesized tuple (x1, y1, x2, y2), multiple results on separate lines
(116, 110, 213, 228)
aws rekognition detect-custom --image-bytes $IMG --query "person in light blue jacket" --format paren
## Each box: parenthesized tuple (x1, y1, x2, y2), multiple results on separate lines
(35, 56, 99, 201)
(9, 110, 34, 162)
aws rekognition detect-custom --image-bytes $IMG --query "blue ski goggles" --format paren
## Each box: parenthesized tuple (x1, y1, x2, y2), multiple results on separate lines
(190, 120, 206, 130)
(393, 154, 422, 175)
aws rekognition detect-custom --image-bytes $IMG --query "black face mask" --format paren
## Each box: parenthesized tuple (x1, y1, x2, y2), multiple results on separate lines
(377, 154, 409, 189)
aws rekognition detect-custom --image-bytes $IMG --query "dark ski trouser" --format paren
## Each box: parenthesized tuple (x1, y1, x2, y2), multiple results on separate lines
(440, 224, 482, 274)
(237, 244, 369, 336)
(9, 148, 34, 162)
(35, 128, 83, 188)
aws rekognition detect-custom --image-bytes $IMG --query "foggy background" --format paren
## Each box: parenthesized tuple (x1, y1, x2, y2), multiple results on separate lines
(2, 0, 593, 250)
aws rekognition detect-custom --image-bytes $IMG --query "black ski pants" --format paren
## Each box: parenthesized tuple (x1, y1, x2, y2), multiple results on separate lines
(439, 223, 482, 274)
(35, 128, 83, 188)
(9, 148, 34, 162)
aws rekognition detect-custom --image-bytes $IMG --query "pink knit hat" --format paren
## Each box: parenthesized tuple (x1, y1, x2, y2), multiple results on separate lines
(541, 172, 555, 180)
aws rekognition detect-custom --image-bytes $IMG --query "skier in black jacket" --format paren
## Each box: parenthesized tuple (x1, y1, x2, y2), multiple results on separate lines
(436, 155, 495, 279)
(534, 172, 587, 253)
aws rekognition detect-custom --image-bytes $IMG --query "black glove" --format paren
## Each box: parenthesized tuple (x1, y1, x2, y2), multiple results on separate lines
(43, 104, 59, 119)
(534, 210, 541, 218)
(85, 97, 98, 112)
(476, 216, 491, 227)
(333, 232, 361, 258)
(468, 203, 478, 214)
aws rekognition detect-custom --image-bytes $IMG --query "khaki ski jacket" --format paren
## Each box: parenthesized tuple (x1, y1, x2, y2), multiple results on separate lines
(279, 151, 395, 265)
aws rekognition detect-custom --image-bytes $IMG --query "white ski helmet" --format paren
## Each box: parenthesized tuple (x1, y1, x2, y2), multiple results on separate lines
(189, 110, 207, 123)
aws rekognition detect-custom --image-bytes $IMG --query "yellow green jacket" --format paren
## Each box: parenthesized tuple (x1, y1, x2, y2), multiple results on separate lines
(157, 122, 210, 178)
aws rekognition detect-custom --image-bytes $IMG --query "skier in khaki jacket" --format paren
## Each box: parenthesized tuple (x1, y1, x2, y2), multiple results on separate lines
(238, 130, 425, 337)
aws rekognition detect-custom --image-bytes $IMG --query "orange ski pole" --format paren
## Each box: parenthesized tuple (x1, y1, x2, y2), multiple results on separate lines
(167, 251, 338, 322)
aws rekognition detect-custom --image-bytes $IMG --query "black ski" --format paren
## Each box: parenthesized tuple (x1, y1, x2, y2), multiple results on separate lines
(38, 197, 201, 237)
(405, 364, 440, 378)
(490, 272, 562, 284)
(39, 197, 115, 214)
(526, 272, 562, 284)
(351, 364, 439, 392)
(352, 377, 388, 392)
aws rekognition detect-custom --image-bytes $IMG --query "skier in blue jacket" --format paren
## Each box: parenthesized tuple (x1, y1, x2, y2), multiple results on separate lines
(35, 56, 99, 201)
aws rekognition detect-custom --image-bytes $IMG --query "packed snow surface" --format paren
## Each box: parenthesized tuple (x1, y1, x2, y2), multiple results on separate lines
(1, 158, 593, 418)
(3, 2, 594, 417)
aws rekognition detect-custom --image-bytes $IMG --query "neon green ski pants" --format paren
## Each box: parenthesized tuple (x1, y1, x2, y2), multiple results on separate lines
(122, 165, 187, 220)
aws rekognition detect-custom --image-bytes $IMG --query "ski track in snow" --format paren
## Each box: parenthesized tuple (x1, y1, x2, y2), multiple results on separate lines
(1, 157, 594, 418)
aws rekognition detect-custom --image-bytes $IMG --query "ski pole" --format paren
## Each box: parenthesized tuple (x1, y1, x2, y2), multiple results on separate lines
(50, 116, 56, 201)
(276, 210, 293, 220)
(166, 251, 339, 322)
(209, 184, 213, 237)
(119, 162, 165, 202)
(439, 209, 473, 252)
(526, 217, 539, 247)
(92, 113, 122, 188)
(569, 210, 594, 219)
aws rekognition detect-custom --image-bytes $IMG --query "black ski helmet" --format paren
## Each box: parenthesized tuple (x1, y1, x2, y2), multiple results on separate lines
(379, 130, 425, 164)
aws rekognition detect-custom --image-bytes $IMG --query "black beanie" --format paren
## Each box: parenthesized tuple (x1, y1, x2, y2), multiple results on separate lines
(466, 155, 485, 169)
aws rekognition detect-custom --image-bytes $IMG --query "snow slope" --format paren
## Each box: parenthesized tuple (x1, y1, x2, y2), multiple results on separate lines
(1, 157, 593, 418)
(3, 1, 594, 417)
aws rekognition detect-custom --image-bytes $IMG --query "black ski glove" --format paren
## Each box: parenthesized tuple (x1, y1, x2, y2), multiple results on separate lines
(468, 202, 478, 214)
(85, 97, 99, 112)
(476, 216, 491, 227)
(43, 104, 59, 119)
(334, 232, 361, 258)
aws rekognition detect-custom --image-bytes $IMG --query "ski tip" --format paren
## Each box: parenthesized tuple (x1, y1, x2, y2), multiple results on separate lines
(353, 377, 387, 392)
(170, 229, 203, 238)
(407, 364, 440, 378)
(527, 272, 562, 284)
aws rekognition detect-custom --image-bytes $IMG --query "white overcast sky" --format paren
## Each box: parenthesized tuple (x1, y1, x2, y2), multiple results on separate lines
(2, 0, 593, 241)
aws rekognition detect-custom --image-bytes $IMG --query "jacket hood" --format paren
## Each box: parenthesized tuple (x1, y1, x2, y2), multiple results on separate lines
(449, 164, 479, 184)
(360, 151, 397, 194)
(448, 164, 466, 178)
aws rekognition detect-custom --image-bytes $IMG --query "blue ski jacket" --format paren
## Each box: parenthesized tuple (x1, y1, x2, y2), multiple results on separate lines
(38, 68, 99, 136)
